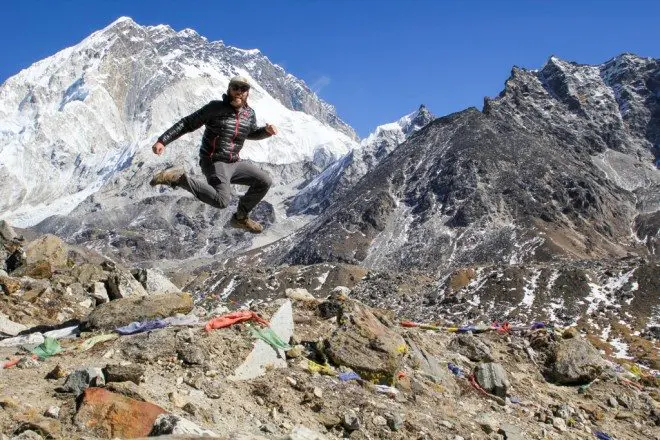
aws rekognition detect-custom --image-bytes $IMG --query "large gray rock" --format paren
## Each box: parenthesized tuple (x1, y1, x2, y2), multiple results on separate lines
(323, 300, 406, 382)
(107, 268, 148, 300)
(474, 362, 509, 398)
(83, 292, 193, 330)
(0, 313, 28, 337)
(90, 281, 110, 304)
(544, 337, 606, 385)
(404, 333, 459, 395)
(144, 269, 181, 294)
(448, 333, 494, 362)
(71, 263, 108, 285)
(0, 220, 19, 242)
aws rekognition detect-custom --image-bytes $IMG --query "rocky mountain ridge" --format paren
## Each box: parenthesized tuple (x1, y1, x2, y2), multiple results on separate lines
(251, 54, 658, 272)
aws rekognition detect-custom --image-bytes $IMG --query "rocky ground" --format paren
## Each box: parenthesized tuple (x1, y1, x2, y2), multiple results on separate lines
(1, 223, 659, 440)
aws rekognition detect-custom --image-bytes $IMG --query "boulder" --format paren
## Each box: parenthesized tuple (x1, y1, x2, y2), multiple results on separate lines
(25, 235, 69, 267)
(103, 364, 145, 384)
(323, 300, 406, 382)
(0, 313, 27, 337)
(544, 337, 606, 385)
(90, 281, 109, 304)
(75, 388, 166, 438)
(286, 287, 317, 302)
(448, 333, 494, 362)
(0, 220, 19, 242)
(474, 362, 509, 398)
(12, 261, 53, 280)
(141, 269, 181, 294)
(83, 292, 193, 330)
(71, 263, 108, 285)
(107, 268, 148, 299)
(404, 333, 459, 394)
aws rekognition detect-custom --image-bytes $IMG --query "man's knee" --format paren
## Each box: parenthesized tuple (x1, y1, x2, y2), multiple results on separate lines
(259, 173, 273, 189)
(211, 190, 230, 209)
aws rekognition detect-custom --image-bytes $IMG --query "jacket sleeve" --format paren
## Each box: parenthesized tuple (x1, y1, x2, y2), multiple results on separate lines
(246, 113, 273, 141)
(158, 103, 213, 146)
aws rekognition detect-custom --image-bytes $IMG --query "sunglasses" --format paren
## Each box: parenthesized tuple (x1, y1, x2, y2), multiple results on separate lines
(230, 84, 250, 92)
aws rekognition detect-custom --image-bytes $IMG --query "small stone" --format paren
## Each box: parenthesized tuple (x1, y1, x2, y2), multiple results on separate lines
(342, 410, 361, 431)
(17, 356, 40, 369)
(286, 345, 304, 359)
(205, 369, 218, 377)
(0, 396, 19, 410)
(11, 430, 44, 440)
(182, 402, 199, 416)
(615, 411, 634, 420)
(498, 423, 525, 440)
(313, 387, 323, 398)
(44, 406, 60, 419)
(176, 376, 184, 386)
(373, 415, 387, 426)
(286, 377, 297, 386)
(552, 417, 567, 432)
(386, 413, 404, 431)
(168, 391, 187, 408)
(102, 349, 115, 359)
(255, 396, 265, 406)
(475, 413, 499, 434)
(440, 420, 454, 429)
(78, 298, 94, 308)
(261, 423, 278, 434)
(607, 397, 619, 408)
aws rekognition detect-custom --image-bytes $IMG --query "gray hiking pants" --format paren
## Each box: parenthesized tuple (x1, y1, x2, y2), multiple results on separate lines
(179, 157, 272, 217)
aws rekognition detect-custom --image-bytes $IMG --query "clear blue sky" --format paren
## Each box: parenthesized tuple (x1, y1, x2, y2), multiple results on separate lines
(1, 0, 658, 137)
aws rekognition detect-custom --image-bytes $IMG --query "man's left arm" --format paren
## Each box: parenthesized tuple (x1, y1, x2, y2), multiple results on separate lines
(247, 121, 277, 140)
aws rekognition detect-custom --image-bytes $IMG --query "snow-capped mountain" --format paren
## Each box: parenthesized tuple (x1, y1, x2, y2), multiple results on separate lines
(0, 17, 358, 227)
(288, 105, 434, 215)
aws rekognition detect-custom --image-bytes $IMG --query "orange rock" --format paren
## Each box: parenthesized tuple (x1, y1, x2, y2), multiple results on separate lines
(75, 387, 166, 438)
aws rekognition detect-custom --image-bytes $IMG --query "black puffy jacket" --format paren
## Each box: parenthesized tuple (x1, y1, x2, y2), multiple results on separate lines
(158, 94, 271, 163)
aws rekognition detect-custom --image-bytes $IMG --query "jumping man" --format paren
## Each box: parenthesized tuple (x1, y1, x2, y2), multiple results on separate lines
(150, 76, 276, 233)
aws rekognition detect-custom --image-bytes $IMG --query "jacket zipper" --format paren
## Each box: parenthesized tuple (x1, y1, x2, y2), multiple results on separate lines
(230, 109, 241, 162)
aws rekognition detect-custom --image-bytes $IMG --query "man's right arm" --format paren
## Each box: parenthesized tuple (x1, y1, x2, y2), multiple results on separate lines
(157, 103, 214, 146)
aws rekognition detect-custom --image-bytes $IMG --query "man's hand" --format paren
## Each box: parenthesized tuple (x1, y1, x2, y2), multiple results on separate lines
(265, 124, 277, 136)
(152, 141, 165, 155)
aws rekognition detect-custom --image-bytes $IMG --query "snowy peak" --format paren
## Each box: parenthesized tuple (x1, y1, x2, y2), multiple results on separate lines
(361, 104, 434, 147)
(0, 18, 359, 227)
(288, 106, 435, 216)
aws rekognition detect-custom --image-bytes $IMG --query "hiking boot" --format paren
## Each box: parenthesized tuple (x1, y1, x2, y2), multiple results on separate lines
(230, 213, 263, 233)
(150, 167, 184, 187)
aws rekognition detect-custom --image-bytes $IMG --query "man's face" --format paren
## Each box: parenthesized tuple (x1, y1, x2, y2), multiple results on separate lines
(229, 84, 249, 107)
